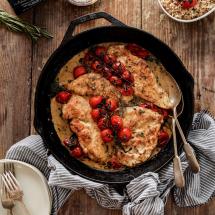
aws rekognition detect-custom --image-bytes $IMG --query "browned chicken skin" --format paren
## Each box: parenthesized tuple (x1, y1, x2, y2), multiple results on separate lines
(66, 73, 120, 100)
(62, 95, 109, 162)
(108, 45, 172, 109)
(117, 106, 164, 167)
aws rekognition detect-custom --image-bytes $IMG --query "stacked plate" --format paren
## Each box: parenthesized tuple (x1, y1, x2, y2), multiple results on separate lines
(0, 159, 52, 215)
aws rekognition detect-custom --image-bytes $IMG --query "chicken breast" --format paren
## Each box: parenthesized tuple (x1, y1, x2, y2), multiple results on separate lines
(66, 73, 120, 100)
(108, 45, 172, 109)
(117, 106, 164, 167)
(62, 95, 108, 162)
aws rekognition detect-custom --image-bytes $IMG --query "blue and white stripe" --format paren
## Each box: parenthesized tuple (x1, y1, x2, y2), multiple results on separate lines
(5, 111, 215, 215)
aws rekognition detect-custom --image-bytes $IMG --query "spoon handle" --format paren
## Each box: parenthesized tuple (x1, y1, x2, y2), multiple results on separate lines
(175, 118, 200, 173)
(172, 117, 185, 188)
(173, 156, 185, 188)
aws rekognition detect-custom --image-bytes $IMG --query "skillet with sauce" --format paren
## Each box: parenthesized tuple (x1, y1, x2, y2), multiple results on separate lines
(50, 43, 173, 170)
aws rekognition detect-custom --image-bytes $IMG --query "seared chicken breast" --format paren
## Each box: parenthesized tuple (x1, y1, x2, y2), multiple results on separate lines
(108, 45, 172, 109)
(62, 95, 108, 162)
(117, 106, 164, 167)
(66, 73, 120, 100)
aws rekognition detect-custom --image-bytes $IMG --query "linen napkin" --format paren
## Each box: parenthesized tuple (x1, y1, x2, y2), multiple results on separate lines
(5, 110, 215, 215)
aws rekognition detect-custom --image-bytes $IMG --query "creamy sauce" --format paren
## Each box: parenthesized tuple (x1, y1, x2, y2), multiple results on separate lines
(50, 42, 172, 170)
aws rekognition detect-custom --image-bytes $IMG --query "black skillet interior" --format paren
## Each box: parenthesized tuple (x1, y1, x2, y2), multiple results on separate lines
(34, 12, 194, 185)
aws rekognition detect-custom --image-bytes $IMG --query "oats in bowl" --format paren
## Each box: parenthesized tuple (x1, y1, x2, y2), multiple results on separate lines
(160, 0, 215, 20)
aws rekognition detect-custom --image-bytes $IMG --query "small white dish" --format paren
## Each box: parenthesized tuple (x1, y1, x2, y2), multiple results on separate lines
(68, 0, 98, 6)
(157, 0, 215, 23)
(0, 159, 52, 215)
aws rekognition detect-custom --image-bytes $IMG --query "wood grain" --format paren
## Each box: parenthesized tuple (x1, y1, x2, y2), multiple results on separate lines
(141, 1, 215, 214)
(0, 0, 215, 214)
(0, 0, 32, 157)
(141, 0, 215, 115)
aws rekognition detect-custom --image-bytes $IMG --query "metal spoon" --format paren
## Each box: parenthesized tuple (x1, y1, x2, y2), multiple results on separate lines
(159, 69, 200, 176)
(171, 83, 200, 174)
(156, 69, 200, 187)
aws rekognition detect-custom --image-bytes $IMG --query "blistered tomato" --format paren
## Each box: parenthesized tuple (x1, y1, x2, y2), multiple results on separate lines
(56, 91, 71, 104)
(91, 108, 101, 121)
(73, 66, 87, 79)
(105, 98, 118, 111)
(89, 96, 103, 108)
(101, 129, 113, 143)
(70, 146, 83, 158)
(118, 128, 132, 142)
(111, 115, 123, 130)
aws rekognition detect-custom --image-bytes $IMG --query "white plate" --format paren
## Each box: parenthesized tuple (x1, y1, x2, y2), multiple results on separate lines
(0, 159, 52, 215)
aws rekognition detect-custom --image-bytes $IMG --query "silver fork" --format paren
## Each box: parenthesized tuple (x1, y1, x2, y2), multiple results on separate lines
(2, 171, 31, 215)
(1, 178, 14, 215)
(1, 163, 15, 215)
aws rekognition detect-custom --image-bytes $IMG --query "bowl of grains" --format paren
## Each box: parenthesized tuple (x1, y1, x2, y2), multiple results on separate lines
(158, 0, 215, 22)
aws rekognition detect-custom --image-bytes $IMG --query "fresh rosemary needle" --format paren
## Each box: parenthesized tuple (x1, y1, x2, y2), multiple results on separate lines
(0, 9, 53, 42)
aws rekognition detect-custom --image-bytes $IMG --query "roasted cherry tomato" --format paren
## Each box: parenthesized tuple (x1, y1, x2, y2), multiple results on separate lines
(70, 146, 83, 158)
(102, 67, 112, 79)
(101, 129, 113, 143)
(105, 98, 118, 111)
(125, 43, 140, 52)
(103, 54, 116, 65)
(84, 51, 94, 63)
(56, 91, 71, 104)
(135, 50, 150, 59)
(162, 109, 169, 119)
(140, 102, 153, 109)
(91, 60, 103, 71)
(111, 115, 123, 130)
(122, 70, 134, 83)
(125, 43, 150, 59)
(119, 86, 134, 96)
(158, 130, 169, 147)
(63, 138, 71, 147)
(73, 66, 87, 79)
(97, 117, 110, 130)
(140, 102, 159, 112)
(109, 76, 123, 86)
(91, 108, 101, 121)
(110, 156, 122, 169)
(89, 96, 103, 108)
(112, 62, 121, 71)
(118, 128, 132, 142)
(122, 70, 131, 80)
(95, 46, 106, 57)
(182, 0, 197, 9)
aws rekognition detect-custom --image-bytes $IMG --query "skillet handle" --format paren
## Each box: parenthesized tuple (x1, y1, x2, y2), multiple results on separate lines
(61, 11, 126, 45)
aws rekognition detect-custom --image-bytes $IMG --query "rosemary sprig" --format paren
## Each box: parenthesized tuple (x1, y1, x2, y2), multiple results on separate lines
(0, 9, 53, 42)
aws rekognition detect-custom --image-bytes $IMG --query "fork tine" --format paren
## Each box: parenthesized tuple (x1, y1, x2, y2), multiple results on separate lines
(5, 172, 18, 190)
(0, 177, 4, 196)
(8, 171, 20, 188)
(6, 172, 19, 190)
(1, 175, 11, 192)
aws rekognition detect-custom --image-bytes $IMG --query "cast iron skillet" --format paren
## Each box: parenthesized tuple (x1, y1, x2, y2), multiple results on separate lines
(34, 12, 194, 184)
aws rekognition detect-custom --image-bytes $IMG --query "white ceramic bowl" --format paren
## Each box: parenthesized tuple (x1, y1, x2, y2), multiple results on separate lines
(68, 0, 98, 6)
(158, 0, 215, 23)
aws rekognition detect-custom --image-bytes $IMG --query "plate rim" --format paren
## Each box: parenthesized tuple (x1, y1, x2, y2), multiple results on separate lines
(0, 159, 52, 214)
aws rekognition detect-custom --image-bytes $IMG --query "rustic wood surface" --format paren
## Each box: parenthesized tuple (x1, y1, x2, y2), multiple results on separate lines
(0, 0, 215, 214)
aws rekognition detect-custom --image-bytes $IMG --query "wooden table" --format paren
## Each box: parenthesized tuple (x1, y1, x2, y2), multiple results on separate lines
(0, 0, 215, 214)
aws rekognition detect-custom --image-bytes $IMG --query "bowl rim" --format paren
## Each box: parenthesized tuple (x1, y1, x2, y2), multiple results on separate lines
(157, 0, 215, 23)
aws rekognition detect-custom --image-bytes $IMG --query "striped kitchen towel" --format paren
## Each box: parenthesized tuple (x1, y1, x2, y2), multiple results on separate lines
(5, 110, 215, 215)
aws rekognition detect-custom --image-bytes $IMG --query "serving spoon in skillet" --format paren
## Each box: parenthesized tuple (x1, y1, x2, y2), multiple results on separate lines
(158, 70, 200, 187)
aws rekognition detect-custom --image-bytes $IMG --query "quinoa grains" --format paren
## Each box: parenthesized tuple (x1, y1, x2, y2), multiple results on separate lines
(160, 0, 215, 20)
